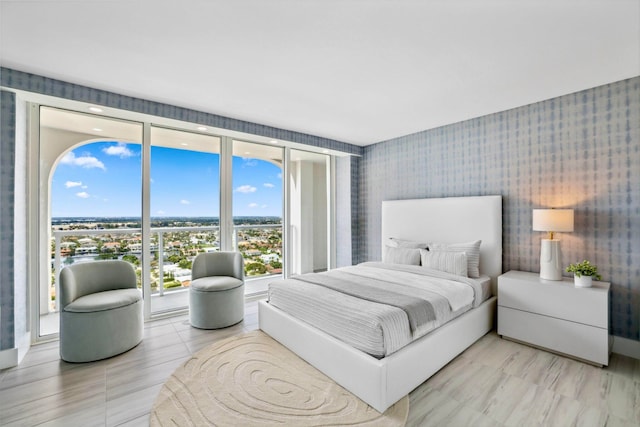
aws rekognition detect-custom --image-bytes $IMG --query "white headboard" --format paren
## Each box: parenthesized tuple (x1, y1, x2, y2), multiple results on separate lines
(381, 195, 503, 292)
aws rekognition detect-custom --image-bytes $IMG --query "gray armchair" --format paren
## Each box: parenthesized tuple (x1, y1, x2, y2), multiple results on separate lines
(189, 251, 245, 329)
(59, 260, 143, 362)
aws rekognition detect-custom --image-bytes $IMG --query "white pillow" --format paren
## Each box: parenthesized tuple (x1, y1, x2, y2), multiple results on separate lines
(420, 249, 468, 277)
(383, 246, 421, 265)
(428, 240, 481, 278)
(386, 238, 428, 249)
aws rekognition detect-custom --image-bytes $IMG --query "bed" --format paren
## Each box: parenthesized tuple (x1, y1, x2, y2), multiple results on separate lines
(259, 195, 502, 413)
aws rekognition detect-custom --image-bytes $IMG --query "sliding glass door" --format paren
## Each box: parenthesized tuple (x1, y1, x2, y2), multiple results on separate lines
(149, 126, 221, 314)
(232, 140, 283, 294)
(41, 106, 143, 336)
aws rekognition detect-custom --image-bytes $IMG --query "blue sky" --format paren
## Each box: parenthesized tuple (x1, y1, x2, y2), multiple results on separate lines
(51, 141, 283, 217)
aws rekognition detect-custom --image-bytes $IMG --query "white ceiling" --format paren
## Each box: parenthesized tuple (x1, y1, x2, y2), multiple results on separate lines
(1, 0, 639, 146)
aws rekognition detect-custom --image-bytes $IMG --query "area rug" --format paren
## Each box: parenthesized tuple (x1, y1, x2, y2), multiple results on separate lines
(150, 330, 409, 426)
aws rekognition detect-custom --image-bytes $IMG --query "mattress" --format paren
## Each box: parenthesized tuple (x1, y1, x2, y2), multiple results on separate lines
(268, 262, 490, 358)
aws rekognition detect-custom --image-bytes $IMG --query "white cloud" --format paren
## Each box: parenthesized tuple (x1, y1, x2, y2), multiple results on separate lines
(76, 191, 90, 199)
(102, 143, 134, 158)
(235, 185, 257, 194)
(65, 180, 82, 188)
(263, 183, 274, 188)
(180, 199, 190, 205)
(157, 210, 165, 215)
(242, 158, 258, 167)
(60, 152, 106, 170)
(248, 203, 258, 208)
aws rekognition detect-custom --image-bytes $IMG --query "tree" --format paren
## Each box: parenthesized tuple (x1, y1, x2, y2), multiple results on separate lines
(122, 254, 140, 266)
(246, 262, 266, 275)
(168, 254, 182, 264)
(270, 261, 282, 269)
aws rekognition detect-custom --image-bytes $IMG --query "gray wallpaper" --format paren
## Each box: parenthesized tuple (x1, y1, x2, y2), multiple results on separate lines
(0, 90, 16, 350)
(358, 76, 640, 341)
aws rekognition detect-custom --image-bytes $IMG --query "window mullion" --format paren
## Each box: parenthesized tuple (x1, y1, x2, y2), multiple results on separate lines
(141, 122, 151, 319)
(220, 136, 233, 251)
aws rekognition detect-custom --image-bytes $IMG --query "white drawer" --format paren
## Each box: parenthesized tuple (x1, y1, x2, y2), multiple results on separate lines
(498, 271, 608, 328)
(498, 306, 608, 366)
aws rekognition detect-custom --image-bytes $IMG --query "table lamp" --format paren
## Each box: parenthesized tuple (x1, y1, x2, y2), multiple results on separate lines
(532, 209, 574, 280)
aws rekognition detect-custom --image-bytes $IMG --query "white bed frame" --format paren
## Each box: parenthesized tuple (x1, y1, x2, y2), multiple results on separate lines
(259, 195, 502, 413)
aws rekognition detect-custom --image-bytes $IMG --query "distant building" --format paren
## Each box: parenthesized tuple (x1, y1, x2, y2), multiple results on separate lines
(172, 268, 192, 283)
(101, 242, 120, 252)
(260, 253, 279, 264)
(76, 246, 97, 255)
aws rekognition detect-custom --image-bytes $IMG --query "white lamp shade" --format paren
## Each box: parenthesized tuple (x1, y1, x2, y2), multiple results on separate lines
(532, 209, 574, 232)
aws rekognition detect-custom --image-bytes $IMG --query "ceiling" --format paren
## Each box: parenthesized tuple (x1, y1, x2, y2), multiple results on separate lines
(1, 1, 639, 146)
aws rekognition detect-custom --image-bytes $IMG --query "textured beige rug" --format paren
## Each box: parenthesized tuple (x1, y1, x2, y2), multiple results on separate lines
(151, 330, 408, 426)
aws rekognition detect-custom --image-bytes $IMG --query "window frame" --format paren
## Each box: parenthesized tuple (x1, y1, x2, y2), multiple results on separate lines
(28, 100, 337, 342)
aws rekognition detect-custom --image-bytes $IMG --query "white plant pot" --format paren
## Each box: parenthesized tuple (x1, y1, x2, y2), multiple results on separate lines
(574, 275, 593, 288)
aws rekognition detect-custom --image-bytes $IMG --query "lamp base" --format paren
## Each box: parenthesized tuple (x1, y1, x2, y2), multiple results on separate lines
(540, 239, 562, 281)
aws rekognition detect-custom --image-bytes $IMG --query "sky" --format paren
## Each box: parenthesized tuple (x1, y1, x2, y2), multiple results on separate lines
(51, 141, 283, 218)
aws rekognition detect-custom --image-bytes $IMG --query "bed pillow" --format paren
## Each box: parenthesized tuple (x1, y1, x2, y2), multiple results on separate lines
(385, 237, 428, 249)
(383, 246, 421, 265)
(428, 240, 481, 278)
(420, 249, 468, 277)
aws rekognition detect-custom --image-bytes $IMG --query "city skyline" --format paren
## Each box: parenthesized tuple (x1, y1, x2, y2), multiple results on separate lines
(51, 141, 283, 218)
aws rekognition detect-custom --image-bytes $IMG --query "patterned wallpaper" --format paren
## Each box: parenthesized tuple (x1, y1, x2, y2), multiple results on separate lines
(0, 90, 16, 350)
(357, 76, 640, 340)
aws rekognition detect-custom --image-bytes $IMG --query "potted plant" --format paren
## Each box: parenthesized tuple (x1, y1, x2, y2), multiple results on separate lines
(566, 260, 602, 288)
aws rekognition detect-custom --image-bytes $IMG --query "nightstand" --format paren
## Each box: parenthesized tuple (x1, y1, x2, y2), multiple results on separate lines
(497, 270, 610, 366)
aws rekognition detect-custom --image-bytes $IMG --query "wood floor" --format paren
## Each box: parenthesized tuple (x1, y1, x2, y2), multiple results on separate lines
(1, 299, 639, 426)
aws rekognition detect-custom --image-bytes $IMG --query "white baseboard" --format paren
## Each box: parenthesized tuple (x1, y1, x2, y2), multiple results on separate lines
(0, 331, 32, 370)
(612, 336, 640, 360)
(0, 347, 18, 370)
(16, 331, 31, 365)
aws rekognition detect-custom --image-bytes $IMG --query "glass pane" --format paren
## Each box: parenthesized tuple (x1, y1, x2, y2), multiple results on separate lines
(232, 140, 283, 294)
(44, 106, 143, 336)
(150, 127, 221, 314)
(288, 149, 330, 275)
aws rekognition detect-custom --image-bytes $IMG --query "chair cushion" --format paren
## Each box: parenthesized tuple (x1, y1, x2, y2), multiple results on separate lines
(64, 288, 142, 313)
(191, 276, 243, 292)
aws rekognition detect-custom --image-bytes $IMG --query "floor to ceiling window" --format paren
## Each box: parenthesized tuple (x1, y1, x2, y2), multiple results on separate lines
(149, 126, 221, 314)
(35, 103, 335, 339)
(232, 140, 283, 293)
(40, 106, 143, 336)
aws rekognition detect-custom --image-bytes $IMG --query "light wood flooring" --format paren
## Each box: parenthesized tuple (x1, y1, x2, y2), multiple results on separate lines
(1, 299, 639, 426)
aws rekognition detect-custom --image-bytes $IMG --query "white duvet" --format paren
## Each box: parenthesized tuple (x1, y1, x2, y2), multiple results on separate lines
(268, 262, 489, 358)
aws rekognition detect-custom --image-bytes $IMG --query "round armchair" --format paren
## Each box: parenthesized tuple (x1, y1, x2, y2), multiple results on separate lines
(59, 260, 143, 362)
(189, 251, 245, 329)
